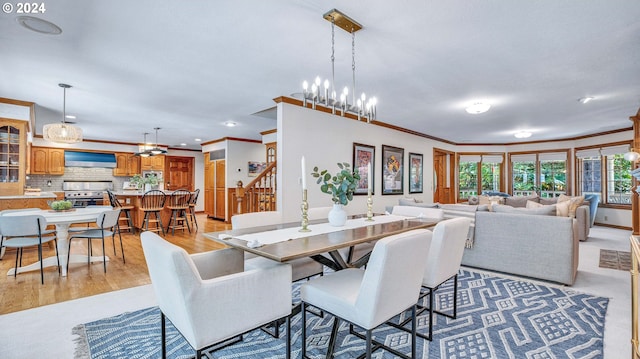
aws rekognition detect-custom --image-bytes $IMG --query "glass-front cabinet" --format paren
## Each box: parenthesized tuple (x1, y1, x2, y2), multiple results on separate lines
(0, 119, 26, 195)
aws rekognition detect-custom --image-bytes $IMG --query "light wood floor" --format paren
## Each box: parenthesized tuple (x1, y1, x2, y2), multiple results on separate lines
(0, 213, 230, 315)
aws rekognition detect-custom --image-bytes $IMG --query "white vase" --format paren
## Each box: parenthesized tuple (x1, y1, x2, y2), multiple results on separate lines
(328, 203, 347, 227)
(144, 183, 152, 192)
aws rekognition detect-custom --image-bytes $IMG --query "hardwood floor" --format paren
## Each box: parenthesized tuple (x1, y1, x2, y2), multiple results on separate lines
(0, 213, 230, 315)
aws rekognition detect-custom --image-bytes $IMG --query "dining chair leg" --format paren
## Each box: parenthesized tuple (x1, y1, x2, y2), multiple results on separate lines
(285, 315, 291, 359)
(411, 305, 417, 358)
(301, 302, 307, 358)
(13, 248, 19, 278)
(365, 329, 372, 359)
(101, 233, 106, 273)
(38, 241, 44, 285)
(161, 311, 166, 359)
(118, 231, 125, 263)
(54, 239, 60, 274)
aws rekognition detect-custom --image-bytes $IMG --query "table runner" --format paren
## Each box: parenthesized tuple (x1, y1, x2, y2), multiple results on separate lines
(227, 214, 416, 246)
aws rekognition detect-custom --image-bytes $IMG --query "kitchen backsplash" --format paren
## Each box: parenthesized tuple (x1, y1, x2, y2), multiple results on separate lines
(26, 167, 130, 192)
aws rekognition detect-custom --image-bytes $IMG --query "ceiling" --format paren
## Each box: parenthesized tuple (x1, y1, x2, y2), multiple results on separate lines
(1, 1, 639, 151)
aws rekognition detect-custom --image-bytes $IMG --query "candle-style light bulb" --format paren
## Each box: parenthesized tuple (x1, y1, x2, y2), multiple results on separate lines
(311, 84, 318, 96)
(302, 81, 308, 92)
(315, 76, 321, 87)
(361, 92, 366, 103)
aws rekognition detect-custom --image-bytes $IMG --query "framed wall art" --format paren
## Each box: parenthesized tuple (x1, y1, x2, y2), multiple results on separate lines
(247, 161, 266, 177)
(381, 145, 404, 195)
(352, 143, 375, 195)
(408, 152, 423, 193)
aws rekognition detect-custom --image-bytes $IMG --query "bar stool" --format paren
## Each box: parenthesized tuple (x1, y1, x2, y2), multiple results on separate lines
(166, 189, 191, 235)
(186, 188, 200, 232)
(107, 190, 135, 234)
(141, 190, 166, 235)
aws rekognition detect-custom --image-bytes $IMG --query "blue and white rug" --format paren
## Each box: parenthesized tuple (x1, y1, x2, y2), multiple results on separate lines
(73, 270, 609, 358)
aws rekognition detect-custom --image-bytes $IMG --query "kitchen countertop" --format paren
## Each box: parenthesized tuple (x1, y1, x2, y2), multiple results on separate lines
(0, 192, 57, 199)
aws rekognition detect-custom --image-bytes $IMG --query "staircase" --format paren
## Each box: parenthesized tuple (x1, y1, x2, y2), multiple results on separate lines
(232, 161, 277, 216)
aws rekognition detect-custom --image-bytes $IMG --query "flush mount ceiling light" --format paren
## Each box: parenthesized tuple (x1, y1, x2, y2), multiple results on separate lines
(43, 84, 83, 144)
(514, 131, 532, 139)
(624, 146, 640, 162)
(578, 97, 595, 104)
(16, 16, 62, 35)
(465, 102, 491, 114)
(299, 9, 377, 123)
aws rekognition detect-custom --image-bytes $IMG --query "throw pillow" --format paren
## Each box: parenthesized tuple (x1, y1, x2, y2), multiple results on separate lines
(555, 200, 570, 217)
(468, 195, 479, 205)
(527, 200, 562, 216)
(478, 195, 505, 211)
(539, 197, 557, 205)
(505, 194, 539, 208)
(558, 194, 585, 218)
(526, 200, 543, 209)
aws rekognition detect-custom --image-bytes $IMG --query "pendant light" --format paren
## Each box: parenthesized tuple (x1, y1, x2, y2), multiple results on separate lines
(43, 83, 83, 143)
(149, 127, 167, 155)
(135, 132, 151, 157)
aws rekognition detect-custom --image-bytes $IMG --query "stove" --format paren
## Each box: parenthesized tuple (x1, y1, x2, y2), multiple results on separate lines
(63, 181, 113, 207)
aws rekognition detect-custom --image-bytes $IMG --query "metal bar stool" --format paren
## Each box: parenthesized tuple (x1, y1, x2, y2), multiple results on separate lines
(186, 188, 200, 232)
(107, 190, 135, 235)
(141, 190, 166, 236)
(166, 189, 191, 235)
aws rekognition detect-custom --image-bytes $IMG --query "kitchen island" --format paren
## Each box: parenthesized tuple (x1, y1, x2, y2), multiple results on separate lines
(112, 190, 187, 232)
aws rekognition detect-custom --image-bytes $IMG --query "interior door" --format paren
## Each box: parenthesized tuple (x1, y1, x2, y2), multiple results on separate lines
(214, 159, 226, 220)
(166, 156, 193, 191)
(433, 148, 455, 204)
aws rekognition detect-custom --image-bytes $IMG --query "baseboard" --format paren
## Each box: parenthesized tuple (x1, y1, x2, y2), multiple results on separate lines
(593, 222, 631, 230)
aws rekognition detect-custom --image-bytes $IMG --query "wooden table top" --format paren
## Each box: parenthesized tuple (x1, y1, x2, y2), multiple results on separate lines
(204, 216, 438, 262)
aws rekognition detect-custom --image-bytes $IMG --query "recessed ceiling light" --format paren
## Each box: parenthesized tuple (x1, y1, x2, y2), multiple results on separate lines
(514, 131, 532, 139)
(224, 121, 237, 127)
(194, 138, 202, 142)
(180, 143, 187, 146)
(16, 16, 62, 35)
(465, 102, 491, 114)
(65, 115, 76, 119)
(578, 97, 594, 104)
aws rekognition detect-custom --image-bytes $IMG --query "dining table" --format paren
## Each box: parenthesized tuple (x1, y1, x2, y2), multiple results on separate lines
(3, 206, 112, 277)
(204, 213, 439, 272)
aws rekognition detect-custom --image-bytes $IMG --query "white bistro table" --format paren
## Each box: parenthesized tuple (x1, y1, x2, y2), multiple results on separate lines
(3, 206, 111, 277)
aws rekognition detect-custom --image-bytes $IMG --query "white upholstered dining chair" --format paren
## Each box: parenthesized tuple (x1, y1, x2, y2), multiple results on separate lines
(231, 211, 324, 283)
(392, 217, 471, 341)
(300, 228, 431, 359)
(141, 232, 293, 359)
(391, 205, 444, 219)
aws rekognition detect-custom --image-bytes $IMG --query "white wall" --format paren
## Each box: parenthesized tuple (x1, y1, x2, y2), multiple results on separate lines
(226, 140, 266, 188)
(277, 102, 444, 222)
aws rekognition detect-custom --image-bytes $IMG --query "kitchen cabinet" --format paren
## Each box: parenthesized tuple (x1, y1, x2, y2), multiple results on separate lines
(140, 155, 165, 171)
(30, 147, 65, 175)
(0, 119, 27, 195)
(113, 152, 141, 176)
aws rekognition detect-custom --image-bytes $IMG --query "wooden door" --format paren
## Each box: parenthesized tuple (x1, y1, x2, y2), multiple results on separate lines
(214, 159, 226, 220)
(166, 156, 193, 191)
(204, 160, 215, 216)
(433, 148, 455, 204)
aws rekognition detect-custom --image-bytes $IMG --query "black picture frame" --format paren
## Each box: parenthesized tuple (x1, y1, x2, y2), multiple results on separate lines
(352, 143, 375, 195)
(381, 145, 404, 195)
(408, 152, 423, 193)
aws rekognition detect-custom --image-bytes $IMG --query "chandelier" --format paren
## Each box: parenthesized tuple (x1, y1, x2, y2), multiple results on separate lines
(135, 127, 167, 157)
(299, 9, 377, 123)
(43, 83, 83, 144)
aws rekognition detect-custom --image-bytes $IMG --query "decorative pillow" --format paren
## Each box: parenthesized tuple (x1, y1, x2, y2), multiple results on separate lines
(468, 196, 479, 205)
(526, 200, 562, 216)
(558, 194, 585, 218)
(478, 195, 505, 211)
(492, 204, 556, 216)
(525, 200, 542, 209)
(398, 198, 417, 206)
(555, 200, 570, 217)
(505, 194, 539, 208)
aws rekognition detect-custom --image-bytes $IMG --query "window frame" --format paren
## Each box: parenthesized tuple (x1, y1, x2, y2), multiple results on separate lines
(507, 149, 572, 197)
(456, 152, 505, 202)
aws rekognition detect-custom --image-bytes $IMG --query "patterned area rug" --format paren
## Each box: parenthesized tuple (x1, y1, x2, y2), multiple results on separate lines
(73, 270, 609, 359)
(599, 249, 632, 271)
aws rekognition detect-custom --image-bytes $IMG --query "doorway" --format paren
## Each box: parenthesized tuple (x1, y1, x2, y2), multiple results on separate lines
(433, 148, 455, 204)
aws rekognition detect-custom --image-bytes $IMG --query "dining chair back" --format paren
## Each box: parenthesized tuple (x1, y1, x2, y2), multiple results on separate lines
(107, 190, 135, 234)
(141, 190, 166, 235)
(301, 228, 431, 359)
(166, 189, 192, 235)
(141, 231, 292, 359)
(0, 214, 59, 284)
(187, 188, 200, 231)
(391, 205, 444, 219)
(67, 209, 123, 273)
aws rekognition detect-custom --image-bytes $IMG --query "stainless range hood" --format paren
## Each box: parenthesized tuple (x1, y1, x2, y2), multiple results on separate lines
(64, 151, 117, 168)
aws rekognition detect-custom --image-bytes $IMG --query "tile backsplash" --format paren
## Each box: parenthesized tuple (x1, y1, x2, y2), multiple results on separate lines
(26, 167, 131, 192)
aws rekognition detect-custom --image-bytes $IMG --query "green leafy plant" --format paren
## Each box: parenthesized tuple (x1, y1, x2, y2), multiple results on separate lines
(311, 162, 361, 205)
(50, 200, 73, 211)
(130, 173, 159, 187)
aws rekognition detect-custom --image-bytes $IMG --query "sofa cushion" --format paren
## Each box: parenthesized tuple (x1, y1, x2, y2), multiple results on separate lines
(527, 200, 568, 217)
(539, 197, 558, 205)
(558, 194, 585, 218)
(492, 204, 556, 216)
(504, 194, 539, 208)
(398, 197, 416, 206)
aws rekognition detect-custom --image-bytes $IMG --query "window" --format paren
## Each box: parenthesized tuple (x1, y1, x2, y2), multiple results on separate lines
(576, 144, 632, 206)
(510, 152, 568, 197)
(457, 154, 503, 201)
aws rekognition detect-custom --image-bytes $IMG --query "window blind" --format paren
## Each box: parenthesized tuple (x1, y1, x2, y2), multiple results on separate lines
(481, 155, 503, 164)
(600, 145, 629, 157)
(510, 154, 536, 162)
(575, 148, 601, 158)
(539, 152, 567, 161)
(459, 155, 481, 163)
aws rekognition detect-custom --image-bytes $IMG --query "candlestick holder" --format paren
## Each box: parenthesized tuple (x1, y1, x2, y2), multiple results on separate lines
(366, 192, 374, 221)
(299, 189, 311, 232)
